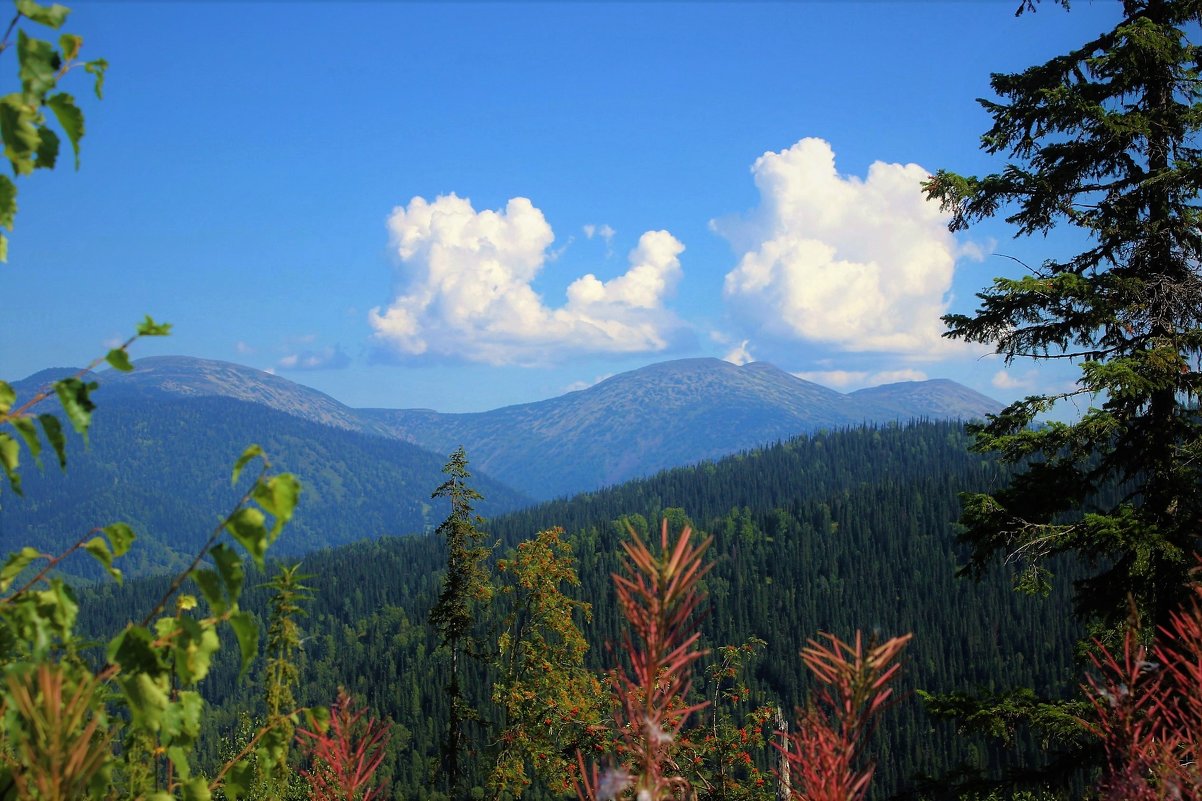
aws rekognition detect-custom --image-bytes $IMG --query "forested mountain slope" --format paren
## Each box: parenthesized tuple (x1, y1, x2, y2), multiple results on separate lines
(361, 358, 1004, 499)
(79, 420, 1082, 799)
(9, 356, 1001, 517)
(0, 395, 529, 578)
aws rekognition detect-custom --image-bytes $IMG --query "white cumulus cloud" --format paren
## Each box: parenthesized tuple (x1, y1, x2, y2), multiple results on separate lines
(369, 194, 686, 365)
(717, 137, 976, 357)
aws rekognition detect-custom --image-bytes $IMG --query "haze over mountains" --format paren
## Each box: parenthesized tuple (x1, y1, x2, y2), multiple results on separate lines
(3, 355, 1002, 576)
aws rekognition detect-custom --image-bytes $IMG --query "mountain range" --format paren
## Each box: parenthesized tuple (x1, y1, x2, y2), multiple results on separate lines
(18, 355, 1001, 498)
(361, 358, 1002, 498)
(3, 355, 1002, 575)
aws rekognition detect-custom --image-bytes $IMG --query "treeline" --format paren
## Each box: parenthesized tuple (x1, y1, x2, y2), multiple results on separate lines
(79, 420, 1085, 799)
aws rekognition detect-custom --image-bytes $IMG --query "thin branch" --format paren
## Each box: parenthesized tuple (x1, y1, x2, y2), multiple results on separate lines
(2, 332, 140, 425)
(0, 12, 21, 56)
(138, 461, 268, 628)
(994, 252, 1043, 277)
(1, 527, 103, 603)
(207, 706, 308, 793)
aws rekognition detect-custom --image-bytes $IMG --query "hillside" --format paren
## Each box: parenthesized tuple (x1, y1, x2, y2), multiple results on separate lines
(79, 420, 1082, 799)
(0, 395, 529, 578)
(361, 358, 1003, 499)
(3, 355, 1002, 577)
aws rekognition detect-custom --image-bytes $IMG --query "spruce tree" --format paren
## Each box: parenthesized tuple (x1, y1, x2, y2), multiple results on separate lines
(428, 447, 492, 799)
(926, 0, 1202, 638)
(922, 0, 1202, 790)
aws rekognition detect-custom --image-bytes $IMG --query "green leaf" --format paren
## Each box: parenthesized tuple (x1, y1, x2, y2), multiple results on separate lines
(254, 473, 301, 540)
(108, 624, 165, 677)
(83, 535, 121, 583)
(16, 0, 69, 29)
(0, 546, 42, 593)
(180, 776, 211, 801)
(303, 705, 330, 735)
(11, 417, 39, 467)
(57, 32, 80, 59)
(102, 522, 135, 557)
(255, 726, 289, 784)
(136, 315, 171, 336)
(0, 431, 21, 495)
(104, 347, 133, 372)
(53, 376, 96, 438)
(84, 58, 105, 99)
(0, 174, 15, 233)
(38, 413, 64, 468)
(228, 610, 258, 679)
(16, 29, 60, 96)
(118, 672, 169, 733)
(191, 568, 226, 615)
(231, 444, 263, 485)
(210, 543, 244, 603)
(0, 380, 14, 413)
(30, 579, 78, 647)
(172, 615, 219, 685)
(0, 93, 41, 175)
(33, 123, 56, 169)
(222, 758, 256, 801)
(166, 746, 191, 781)
(45, 93, 80, 168)
(225, 507, 268, 568)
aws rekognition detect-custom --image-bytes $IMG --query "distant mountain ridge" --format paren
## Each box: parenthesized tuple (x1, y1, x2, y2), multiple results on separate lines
(14, 355, 1001, 502)
(359, 358, 1001, 498)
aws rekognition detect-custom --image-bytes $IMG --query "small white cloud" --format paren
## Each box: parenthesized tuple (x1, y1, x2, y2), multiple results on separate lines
(793, 370, 868, 389)
(991, 369, 1035, 390)
(871, 368, 928, 384)
(547, 235, 574, 262)
(793, 368, 928, 390)
(370, 194, 686, 365)
(234, 341, 254, 355)
(717, 138, 980, 358)
(563, 373, 613, 393)
(277, 345, 350, 371)
(723, 340, 754, 365)
(583, 223, 616, 245)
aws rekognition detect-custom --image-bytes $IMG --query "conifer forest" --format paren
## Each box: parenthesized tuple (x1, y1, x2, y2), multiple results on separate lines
(1, 1, 1201, 800)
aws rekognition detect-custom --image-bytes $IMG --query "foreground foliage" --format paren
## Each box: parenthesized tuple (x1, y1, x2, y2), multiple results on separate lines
(1084, 565, 1202, 800)
(923, 0, 1202, 792)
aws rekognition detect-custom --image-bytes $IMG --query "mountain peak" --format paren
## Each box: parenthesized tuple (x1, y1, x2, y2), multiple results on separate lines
(15, 354, 1002, 501)
(89, 355, 385, 435)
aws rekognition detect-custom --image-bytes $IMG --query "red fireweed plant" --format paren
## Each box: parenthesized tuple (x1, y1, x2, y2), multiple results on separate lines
(296, 688, 392, 801)
(775, 631, 912, 801)
(575, 519, 714, 801)
(1084, 565, 1202, 801)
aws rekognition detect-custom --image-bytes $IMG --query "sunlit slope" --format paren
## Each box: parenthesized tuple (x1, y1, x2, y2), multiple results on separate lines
(363, 358, 1002, 499)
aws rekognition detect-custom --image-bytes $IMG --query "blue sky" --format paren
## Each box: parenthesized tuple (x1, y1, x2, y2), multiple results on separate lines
(1, 1, 1121, 412)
